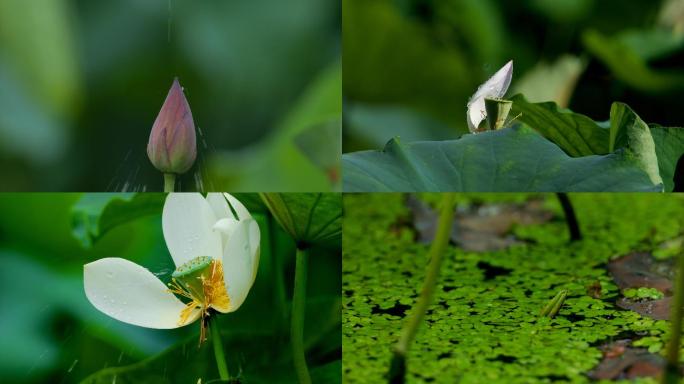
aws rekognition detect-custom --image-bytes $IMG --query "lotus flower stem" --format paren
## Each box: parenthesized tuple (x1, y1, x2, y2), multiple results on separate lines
(663, 249, 684, 383)
(292, 247, 311, 384)
(164, 173, 176, 192)
(211, 319, 230, 381)
(389, 193, 456, 383)
(556, 193, 581, 241)
(269, 217, 288, 324)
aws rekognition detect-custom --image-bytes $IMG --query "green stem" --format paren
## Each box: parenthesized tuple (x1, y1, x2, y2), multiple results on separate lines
(164, 173, 176, 192)
(390, 193, 456, 383)
(292, 247, 311, 384)
(556, 193, 581, 242)
(663, 250, 684, 383)
(211, 320, 230, 381)
(270, 217, 288, 324)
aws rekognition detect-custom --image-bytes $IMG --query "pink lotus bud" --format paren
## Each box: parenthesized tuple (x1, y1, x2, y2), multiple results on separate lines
(147, 78, 197, 174)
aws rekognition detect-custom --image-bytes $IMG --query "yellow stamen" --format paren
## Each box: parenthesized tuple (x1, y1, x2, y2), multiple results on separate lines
(167, 258, 231, 346)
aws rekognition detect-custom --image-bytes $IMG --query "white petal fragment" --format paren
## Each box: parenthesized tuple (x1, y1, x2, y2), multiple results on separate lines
(84, 257, 192, 329)
(222, 219, 260, 312)
(162, 193, 222, 266)
(223, 193, 252, 221)
(467, 60, 513, 132)
(206, 193, 236, 221)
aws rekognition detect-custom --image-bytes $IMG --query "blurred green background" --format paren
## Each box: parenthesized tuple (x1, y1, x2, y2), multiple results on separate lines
(0, 193, 341, 383)
(0, 0, 341, 191)
(343, 0, 684, 151)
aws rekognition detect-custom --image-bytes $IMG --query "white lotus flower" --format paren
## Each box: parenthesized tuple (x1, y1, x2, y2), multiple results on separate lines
(84, 193, 260, 340)
(466, 60, 513, 133)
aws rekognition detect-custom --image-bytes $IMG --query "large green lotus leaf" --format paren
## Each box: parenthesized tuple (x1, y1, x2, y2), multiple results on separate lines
(650, 125, 684, 192)
(582, 29, 684, 92)
(510, 94, 609, 157)
(608, 103, 663, 187)
(342, 125, 662, 192)
(260, 193, 342, 247)
(71, 193, 166, 248)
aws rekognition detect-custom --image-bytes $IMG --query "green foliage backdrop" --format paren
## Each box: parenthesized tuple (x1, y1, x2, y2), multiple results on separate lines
(0, 0, 340, 191)
(0, 193, 341, 383)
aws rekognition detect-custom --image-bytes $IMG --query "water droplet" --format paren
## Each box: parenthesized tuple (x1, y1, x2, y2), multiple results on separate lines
(67, 359, 78, 373)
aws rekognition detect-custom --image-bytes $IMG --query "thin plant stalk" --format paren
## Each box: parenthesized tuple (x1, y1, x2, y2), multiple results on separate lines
(268, 216, 288, 324)
(556, 193, 581, 242)
(164, 173, 176, 192)
(211, 320, 230, 381)
(663, 249, 684, 383)
(389, 193, 456, 383)
(292, 247, 311, 384)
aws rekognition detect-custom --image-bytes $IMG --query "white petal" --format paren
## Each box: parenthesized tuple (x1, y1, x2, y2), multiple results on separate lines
(223, 193, 252, 220)
(83, 258, 194, 329)
(222, 219, 260, 312)
(206, 193, 236, 221)
(467, 60, 513, 132)
(248, 219, 261, 285)
(213, 218, 240, 237)
(162, 193, 222, 266)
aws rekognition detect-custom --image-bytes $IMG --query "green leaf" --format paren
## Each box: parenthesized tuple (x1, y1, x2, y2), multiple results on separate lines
(512, 97, 682, 190)
(342, 125, 662, 192)
(608, 103, 663, 187)
(510, 94, 609, 157)
(294, 118, 342, 187)
(582, 29, 684, 92)
(260, 193, 342, 247)
(71, 193, 165, 248)
(208, 62, 341, 192)
(650, 125, 684, 192)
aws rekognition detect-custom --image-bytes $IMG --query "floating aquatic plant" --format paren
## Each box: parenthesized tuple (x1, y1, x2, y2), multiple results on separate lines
(343, 193, 684, 383)
(389, 193, 456, 383)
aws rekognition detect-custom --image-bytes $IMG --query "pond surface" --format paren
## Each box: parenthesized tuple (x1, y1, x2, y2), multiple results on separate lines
(342, 193, 684, 383)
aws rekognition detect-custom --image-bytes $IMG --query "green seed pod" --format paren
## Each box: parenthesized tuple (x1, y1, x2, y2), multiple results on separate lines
(484, 98, 513, 130)
(171, 255, 213, 301)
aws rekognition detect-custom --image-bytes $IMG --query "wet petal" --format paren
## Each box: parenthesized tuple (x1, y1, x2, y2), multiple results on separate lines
(163, 193, 222, 266)
(206, 193, 236, 221)
(84, 257, 195, 329)
(213, 218, 240, 238)
(222, 219, 260, 311)
(467, 60, 513, 132)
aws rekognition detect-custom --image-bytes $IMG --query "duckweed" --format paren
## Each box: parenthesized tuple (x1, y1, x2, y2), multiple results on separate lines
(343, 194, 684, 383)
